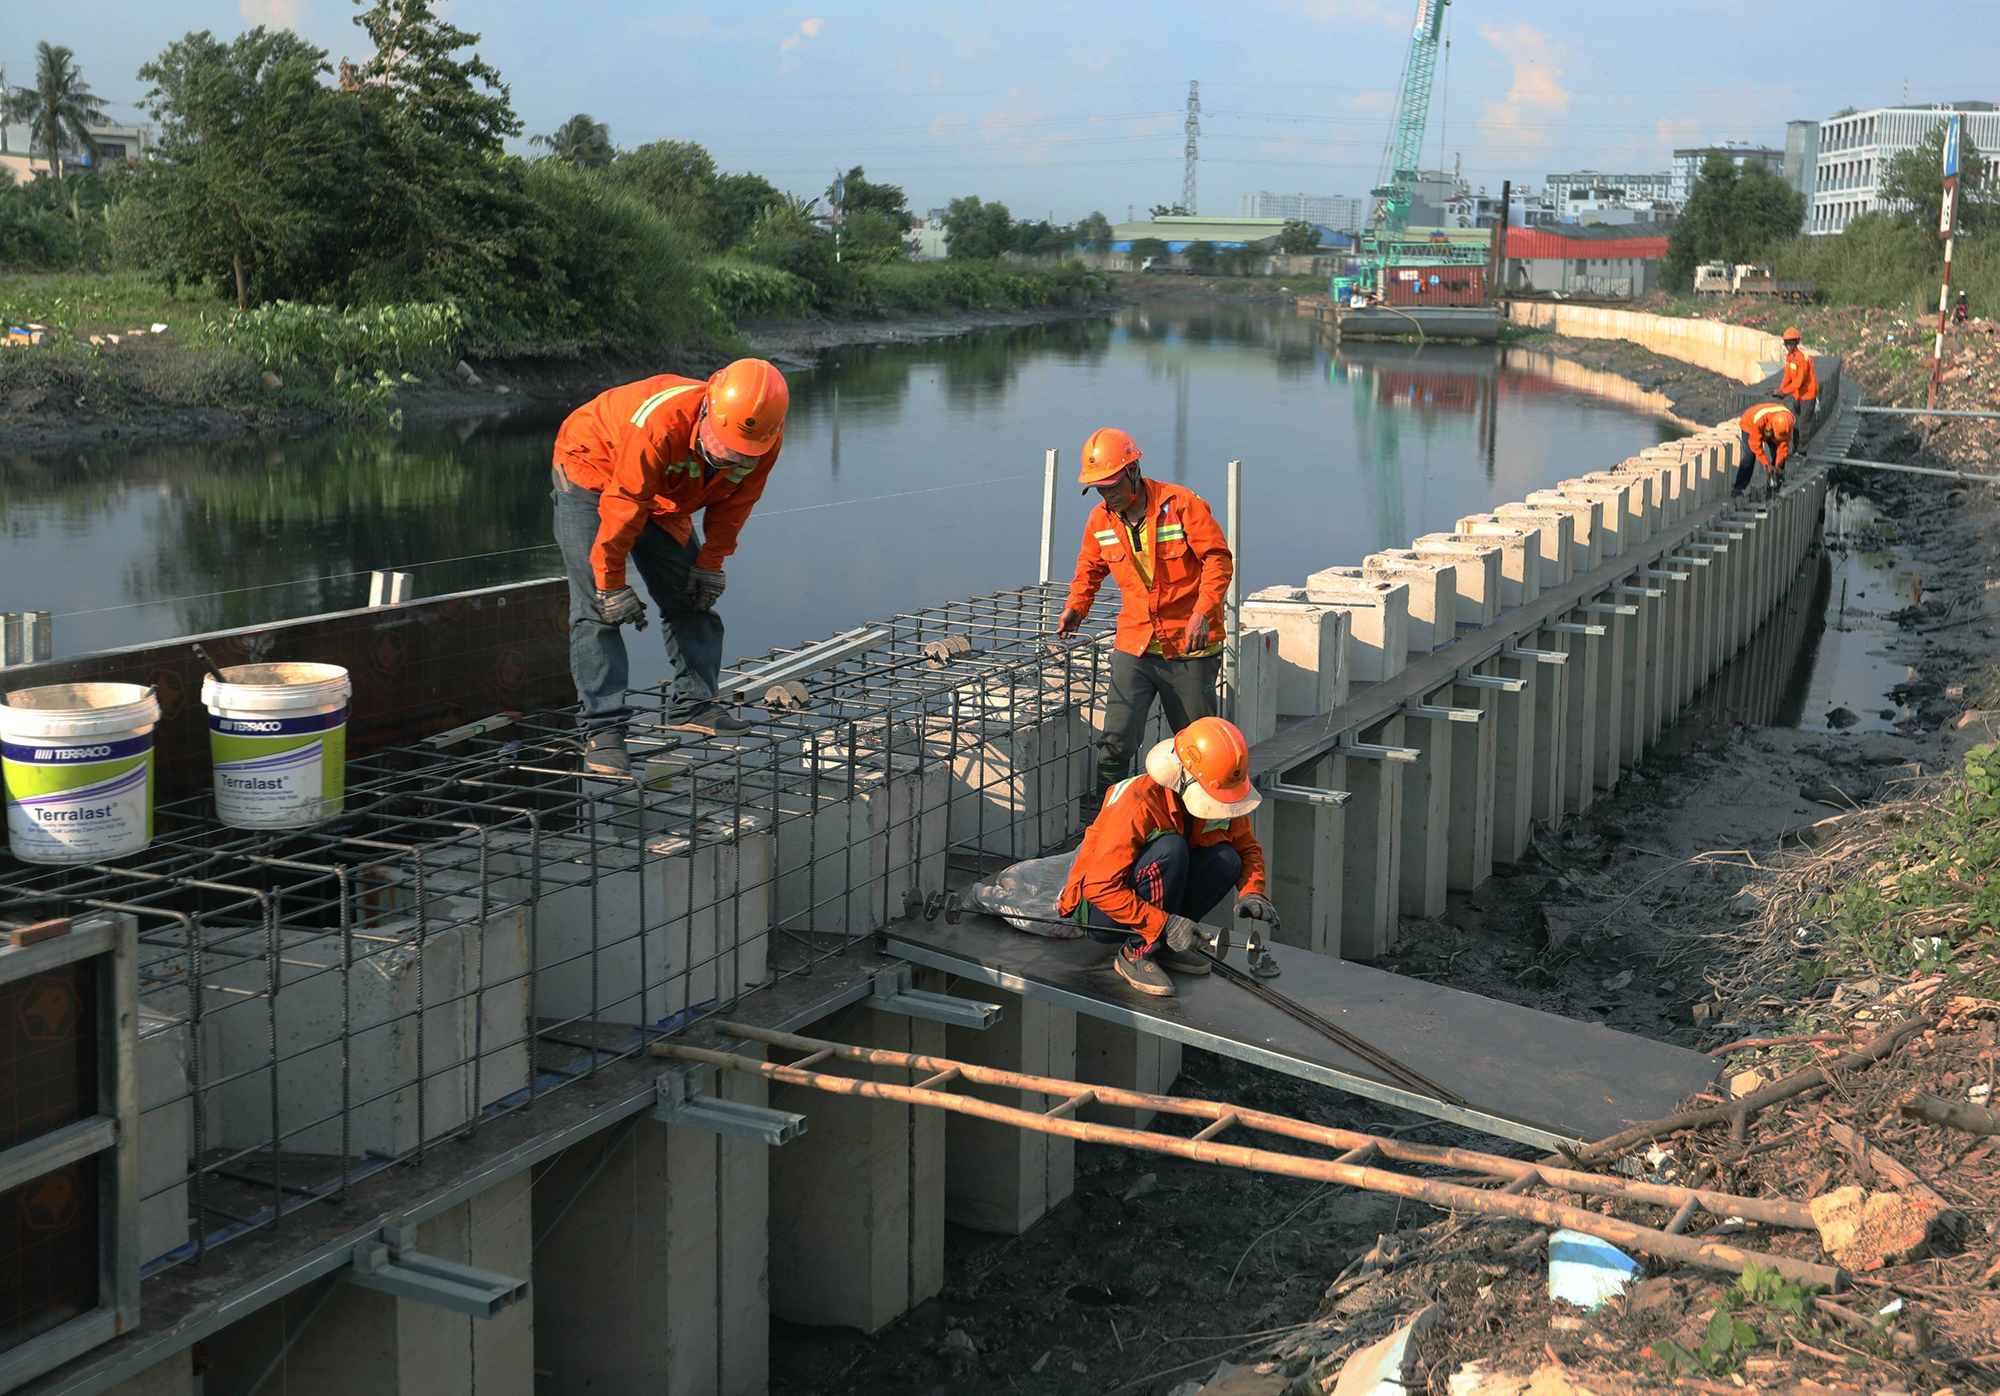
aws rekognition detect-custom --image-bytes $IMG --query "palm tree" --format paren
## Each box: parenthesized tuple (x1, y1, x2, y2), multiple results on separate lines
(3, 42, 108, 179)
(530, 113, 613, 170)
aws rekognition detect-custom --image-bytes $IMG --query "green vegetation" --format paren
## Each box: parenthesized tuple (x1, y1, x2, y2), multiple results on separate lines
(1652, 1263, 1823, 1377)
(1664, 150, 1807, 291)
(4, 42, 108, 179)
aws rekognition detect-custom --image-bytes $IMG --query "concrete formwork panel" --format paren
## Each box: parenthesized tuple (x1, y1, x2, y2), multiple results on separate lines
(1242, 590, 1351, 716)
(1340, 714, 1405, 960)
(770, 1005, 945, 1333)
(1361, 554, 1457, 656)
(1304, 572, 1409, 683)
(943, 985, 1077, 1234)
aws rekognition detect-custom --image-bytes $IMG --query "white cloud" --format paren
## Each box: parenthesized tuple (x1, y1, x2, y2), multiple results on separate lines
(1475, 23, 1571, 153)
(780, 16, 824, 55)
(240, 0, 304, 28)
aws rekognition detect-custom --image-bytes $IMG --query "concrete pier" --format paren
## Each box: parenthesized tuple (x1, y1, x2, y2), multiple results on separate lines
(943, 986, 1077, 1234)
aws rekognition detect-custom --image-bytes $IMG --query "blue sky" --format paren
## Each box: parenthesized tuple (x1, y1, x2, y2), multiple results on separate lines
(7, 0, 1996, 221)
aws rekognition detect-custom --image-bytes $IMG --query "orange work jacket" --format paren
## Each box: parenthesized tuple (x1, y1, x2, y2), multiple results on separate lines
(1739, 403, 1794, 472)
(1778, 348, 1819, 402)
(1064, 478, 1232, 658)
(1057, 773, 1267, 943)
(553, 375, 783, 590)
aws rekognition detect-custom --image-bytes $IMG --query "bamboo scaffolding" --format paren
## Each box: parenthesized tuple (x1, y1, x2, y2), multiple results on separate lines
(652, 1024, 1842, 1290)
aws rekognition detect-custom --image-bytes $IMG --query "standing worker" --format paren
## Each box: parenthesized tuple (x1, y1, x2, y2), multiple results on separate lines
(1058, 717, 1277, 995)
(1055, 428, 1234, 811)
(1736, 402, 1795, 498)
(1773, 327, 1818, 454)
(551, 359, 789, 775)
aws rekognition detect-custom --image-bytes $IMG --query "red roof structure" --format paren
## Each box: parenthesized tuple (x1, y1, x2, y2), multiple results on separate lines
(1500, 228, 1669, 260)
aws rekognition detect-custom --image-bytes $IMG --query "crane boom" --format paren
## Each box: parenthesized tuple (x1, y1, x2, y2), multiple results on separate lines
(1369, 0, 1450, 237)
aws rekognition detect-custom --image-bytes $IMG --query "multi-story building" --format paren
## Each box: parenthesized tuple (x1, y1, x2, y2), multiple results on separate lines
(1240, 191, 1368, 232)
(1543, 170, 1672, 211)
(1808, 101, 2000, 235)
(0, 93, 150, 181)
(1783, 119, 1820, 212)
(1669, 144, 1784, 205)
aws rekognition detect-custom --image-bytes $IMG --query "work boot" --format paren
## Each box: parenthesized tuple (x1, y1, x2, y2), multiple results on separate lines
(1114, 942, 1174, 996)
(1156, 942, 1212, 976)
(669, 704, 754, 737)
(583, 730, 631, 776)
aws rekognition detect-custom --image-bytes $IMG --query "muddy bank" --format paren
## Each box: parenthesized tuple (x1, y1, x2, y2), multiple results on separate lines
(1515, 332, 1751, 429)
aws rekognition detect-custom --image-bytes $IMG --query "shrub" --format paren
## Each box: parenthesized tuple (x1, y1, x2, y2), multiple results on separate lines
(518, 159, 709, 349)
(195, 299, 465, 375)
(699, 258, 814, 320)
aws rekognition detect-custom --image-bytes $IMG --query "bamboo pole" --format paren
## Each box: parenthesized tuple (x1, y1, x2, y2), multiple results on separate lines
(653, 1036, 1840, 1289)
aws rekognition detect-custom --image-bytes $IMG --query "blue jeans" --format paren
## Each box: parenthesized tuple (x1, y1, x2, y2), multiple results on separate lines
(1082, 833, 1243, 953)
(552, 465, 724, 728)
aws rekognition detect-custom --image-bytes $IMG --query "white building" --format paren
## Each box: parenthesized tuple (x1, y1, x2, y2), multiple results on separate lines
(1808, 101, 2000, 235)
(1543, 170, 1672, 210)
(1240, 191, 1367, 232)
(0, 92, 150, 182)
(1669, 144, 1783, 205)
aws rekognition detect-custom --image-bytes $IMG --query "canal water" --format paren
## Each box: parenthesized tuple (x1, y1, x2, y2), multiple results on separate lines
(2, 301, 1685, 687)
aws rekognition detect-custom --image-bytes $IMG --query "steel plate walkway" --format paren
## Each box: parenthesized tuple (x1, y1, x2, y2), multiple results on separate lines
(886, 912, 1718, 1151)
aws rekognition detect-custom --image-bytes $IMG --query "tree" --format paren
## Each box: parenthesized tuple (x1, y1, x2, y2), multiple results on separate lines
(1878, 119, 1995, 235)
(1182, 239, 1219, 273)
(1149, 203, 1189, 218)
(531, 113, 613, 170)
(943, 195, 1013, 259)
(607, 140, 722, 240)
(1663, 151, 1806, 290)
(830, 164, 908, 223)
(1129, 236, 1170, 263)
(708, 171, 783, 249)
(135, 28, 361, 307)
(4, 42, 108, 179)
(349, 0, 521, 152)
(1076, 210, 1114, 251)
(1275, 219, 1322, 254)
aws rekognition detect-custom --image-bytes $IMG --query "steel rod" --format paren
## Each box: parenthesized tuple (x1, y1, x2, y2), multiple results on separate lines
(1830, 456, 2000, 486)
(1854, 405, 2000, 420)
(655, 1039, 1838, 1290)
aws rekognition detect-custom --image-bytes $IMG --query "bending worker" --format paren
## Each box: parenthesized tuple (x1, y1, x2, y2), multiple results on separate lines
(1774, 327, 1818, 451)
(1736, 401, 1795, 498)
(551, 359, 788, 774)
(1058, 717, 1277, 996)
(1055, 428, 1233, 811)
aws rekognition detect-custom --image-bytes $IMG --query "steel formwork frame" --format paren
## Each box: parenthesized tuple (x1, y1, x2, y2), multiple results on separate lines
(0, 583, 1112, 1298)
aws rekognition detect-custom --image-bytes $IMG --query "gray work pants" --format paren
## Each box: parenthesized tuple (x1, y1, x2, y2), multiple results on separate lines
(1097, 648, 1221, 784)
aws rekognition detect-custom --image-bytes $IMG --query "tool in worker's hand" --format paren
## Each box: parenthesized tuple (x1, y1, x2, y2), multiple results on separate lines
(941, 892, 1227, 955)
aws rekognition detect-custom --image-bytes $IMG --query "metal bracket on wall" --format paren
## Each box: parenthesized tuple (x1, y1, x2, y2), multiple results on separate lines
(1500, 643, 1567, 665)
(1258, 780, 1353, 807)
(1334, 735, 1422, 762)
(1455, 672, 1526, 693)
(1613, 585, 1664, 600)
(1580, 602, 1639, 618)
(654, 1070, 807, 1146)
(346, 1228, 528, 1318)
(865, 964, 1003, 1030)
(1665, 554, 1713, 568)
(1402, 698, 1484, 722)
(1548, 622, 1606, 638)
(1639, 569, 1690, 583)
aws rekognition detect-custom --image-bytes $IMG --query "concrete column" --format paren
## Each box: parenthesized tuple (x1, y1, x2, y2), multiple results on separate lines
(1445, 667, 1499, 890)
(1491, 647, 1539, 864)
(1560, 621, 1599, 814)
(1608, 587, 1650, 769)
(769, 1005, 944, 1333)
(1396, 693, 1453, 918)
(1074, 1017, 1182, 1129)
(1340, 714, 1405, 960)
(1588, 605, 1626, 792)
(1654, 566, 1694, 728)
(1304, 572, 1408, 682)
(1362, 553, 1458, 656)
(944, 986, 1076, 1235)
(1626, 577, 1669, 750)
(1450, 520, 1544, 609)
(1263, 750, 1345, 957)
(1491, 506, 1577, 591)
(1411, 535, 1505, 627)
(205, 1173, 534, 1396)
(1528, 628, 1570, 825)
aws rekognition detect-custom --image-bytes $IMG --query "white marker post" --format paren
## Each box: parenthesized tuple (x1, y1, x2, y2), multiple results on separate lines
(1930, 115, 1962, 411)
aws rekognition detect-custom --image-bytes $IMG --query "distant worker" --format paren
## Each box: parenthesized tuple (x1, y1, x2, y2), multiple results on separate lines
(1737, 402, 1795, 498)
(551, 359, 789, 775)
(1055, 428, 1234, 811)
(1058, 717, 1276, 995)
(1954, 291, 1971, 325)
(1773, 327, 1818, 453)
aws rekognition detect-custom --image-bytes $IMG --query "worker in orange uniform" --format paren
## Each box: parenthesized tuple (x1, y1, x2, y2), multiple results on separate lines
(1736, 402, 1795, 498)
(1055, 428, 1234, 811)
(551, 359, 788, 775)
(1773, 327, 1818, 456)
(1058, 717, 1277, 996)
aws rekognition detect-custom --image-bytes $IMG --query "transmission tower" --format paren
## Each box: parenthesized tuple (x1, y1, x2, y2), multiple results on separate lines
(1182, 80, 1201, 215)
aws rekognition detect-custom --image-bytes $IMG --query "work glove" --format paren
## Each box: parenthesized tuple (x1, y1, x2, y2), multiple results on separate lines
(595, 586, 649, 630)
(1182, 613, 1211, 652)
(1235, 893, 1280, 930)
(1161, 914, 1203, 953)
(688, 566, 727, 611)
(1055, 607, 1084, 640)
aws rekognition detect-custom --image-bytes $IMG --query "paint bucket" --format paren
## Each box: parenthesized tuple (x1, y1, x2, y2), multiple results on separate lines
(201, 663, 351, 829)
(1, 682, 160, 864)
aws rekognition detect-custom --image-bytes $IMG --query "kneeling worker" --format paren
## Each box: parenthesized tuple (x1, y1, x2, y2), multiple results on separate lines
(552, 359, 788, 774)
(1058, 716, 1277, 996)
(1736, 401, 1795, 497)
(1055, 428, 1233, 810)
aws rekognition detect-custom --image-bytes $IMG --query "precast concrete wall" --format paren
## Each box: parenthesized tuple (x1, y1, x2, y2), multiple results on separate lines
(1505, 302, 1791, 383)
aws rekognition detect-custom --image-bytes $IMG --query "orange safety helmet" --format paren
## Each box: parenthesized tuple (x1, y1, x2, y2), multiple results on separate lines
(705, 359, 789, 456)
(1079, 427, 1142, 491)
(1160, 716, 1259, 819)
(1782, 326, 1802, 342)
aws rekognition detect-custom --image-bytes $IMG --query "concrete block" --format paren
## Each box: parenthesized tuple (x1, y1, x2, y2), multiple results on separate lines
(1074, 1017, 1183, 1129)
(1340, 714, 1404, 960)
(1553, 479, 1630, 558)
(1362, 553, 1457, 655)
(769, 1005, 944, 1332)
(768, 753, 947, 939)
(138, 1008, 190, 1264)
(1241, 591, 1350, 715)
(1488, 506, 1574, 589)
(929, 694, 1086, 860)
(944, 986, 1076, 1234)
(1233, 626, 1281, 746)
(1450, 518, 1544, 607)
(1520, 492, 1603, 575)
(1304, 571, 1408, 683)
(1410, 535, 1503, 628)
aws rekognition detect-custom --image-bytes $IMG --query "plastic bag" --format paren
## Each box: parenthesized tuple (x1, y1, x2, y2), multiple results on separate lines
(958, 852, 1083, 937)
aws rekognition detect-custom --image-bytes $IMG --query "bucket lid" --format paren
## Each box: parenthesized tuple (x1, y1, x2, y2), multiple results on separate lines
(202, 662, 352, 713)
(0, 682, 162, 741)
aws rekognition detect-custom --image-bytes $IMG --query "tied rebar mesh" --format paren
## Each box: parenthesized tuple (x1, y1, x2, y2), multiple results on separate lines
(0, 583, 1122, 1278)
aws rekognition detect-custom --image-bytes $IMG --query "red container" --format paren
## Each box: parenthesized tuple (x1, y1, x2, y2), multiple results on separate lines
(1382, 265, 1485, 307)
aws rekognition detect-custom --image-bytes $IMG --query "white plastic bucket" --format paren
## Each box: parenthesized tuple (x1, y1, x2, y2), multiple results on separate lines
(1, 682, 160, 864)
(202, 663, 351, 829)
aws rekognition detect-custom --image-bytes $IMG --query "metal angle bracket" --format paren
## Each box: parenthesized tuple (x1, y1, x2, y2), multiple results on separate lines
(1501, 643, 1567, 666)
(1548, 621, 1607, 637)
(1664, 554, 1713, 568)
(866, 964, 1003, 1030)
(1687, 542, 1731, 553)
(1402, 699, 1484, 722)
(1455, 672, 1526, 693)
(1640, 569, 1691, 583)
(1259, 779, 1353, 807)
(1580, 602, 1639, 617)
(1613, 585, 1664, 599)
(1335, 735, 1422, 763)
(654, 1071, 808, 1146)
(347, 1232, 528, 1318)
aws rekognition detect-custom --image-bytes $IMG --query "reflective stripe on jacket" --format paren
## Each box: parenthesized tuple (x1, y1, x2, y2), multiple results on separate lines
(1738, 402, 1794, 472)
(553, 375, 782, 589)
(1063, 479, 1233, 657)
(1778, 348, 1819, 402)
(1057, 773, 1267, 943)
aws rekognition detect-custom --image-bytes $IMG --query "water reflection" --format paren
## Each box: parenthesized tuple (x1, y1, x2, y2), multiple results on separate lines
(1, 302, 1676, 679)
